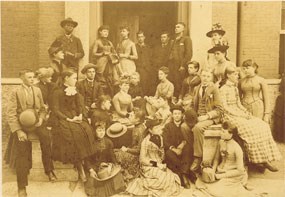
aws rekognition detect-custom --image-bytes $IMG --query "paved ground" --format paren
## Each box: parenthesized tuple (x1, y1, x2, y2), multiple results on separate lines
(2, 143, 285, 197)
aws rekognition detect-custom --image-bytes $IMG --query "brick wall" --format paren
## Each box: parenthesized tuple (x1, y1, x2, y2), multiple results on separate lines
(238, 1, 282, 79)
(38, 2, 65, 68)
(1, 2, 39, 78)
(212, 1, 238, 64)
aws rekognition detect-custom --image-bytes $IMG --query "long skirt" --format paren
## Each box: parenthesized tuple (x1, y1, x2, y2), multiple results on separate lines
(193, 172, 256, 197)
(119, 58, 136, 75)
(224, 115, 281, 164)
(126, 166, 182, 197)
(84, 172, 126, 197)
(52, 119, 95, 164)
(114, 150, 140, 183)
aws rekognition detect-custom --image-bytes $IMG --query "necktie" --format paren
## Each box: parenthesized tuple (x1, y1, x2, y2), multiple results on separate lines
(202, 86, 207, 97)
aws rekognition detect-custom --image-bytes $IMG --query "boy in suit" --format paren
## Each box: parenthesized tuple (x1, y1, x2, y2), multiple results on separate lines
(190, 68, 223, 172)
(6, 69, 55, 197)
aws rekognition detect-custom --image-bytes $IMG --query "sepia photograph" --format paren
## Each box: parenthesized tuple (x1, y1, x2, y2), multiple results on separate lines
(1, 1, 285, 197)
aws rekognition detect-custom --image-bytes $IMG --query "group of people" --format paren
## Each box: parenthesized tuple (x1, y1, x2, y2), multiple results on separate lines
(5, 17, 282, 197)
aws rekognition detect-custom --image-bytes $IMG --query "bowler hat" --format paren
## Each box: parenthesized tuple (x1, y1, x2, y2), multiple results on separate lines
(60, 17, 78, 28)
(206, 23, 226, 37)
(170, 105, 185, 113)
(95, 163, 121, 181)
(106, 123, 128, 138)
(208, 44, 229, 53)
(19, 109, 38, 130)
(81, 63, 97, 74)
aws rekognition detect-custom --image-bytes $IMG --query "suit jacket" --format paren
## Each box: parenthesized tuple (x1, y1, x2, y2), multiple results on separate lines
(7, 85, 46, 133)
(76, 79, 103, 107)
(163, 121, 184, 150)
(152, 42, 172, 70)
(55, 34, 85, 68)
(169, 36, 192, 69)
(191, 83, 223, 123)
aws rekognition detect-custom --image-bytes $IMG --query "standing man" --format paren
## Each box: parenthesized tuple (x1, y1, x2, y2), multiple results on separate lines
(6, 69, 55, 197)
(168, 22, 193, 98)
(135, 31, 155, 95)
(163, 105, 194, 189)
(152, 31, 172, 71)
(54, 17, 84, 70)
(77, 63, 103, 118)
(190, 68, 223, 172)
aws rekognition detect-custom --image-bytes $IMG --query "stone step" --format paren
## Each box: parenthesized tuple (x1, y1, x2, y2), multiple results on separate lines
(202, 124, 222, 164)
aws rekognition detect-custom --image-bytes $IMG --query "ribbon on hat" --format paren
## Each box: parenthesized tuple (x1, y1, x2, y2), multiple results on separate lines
(64, 86, 77, 96)
(212, 23, 223, 31)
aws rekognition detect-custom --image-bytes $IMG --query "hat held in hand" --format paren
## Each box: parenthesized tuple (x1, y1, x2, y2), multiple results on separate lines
(95, 163, 121, 181)
(19, 109, 38, 130)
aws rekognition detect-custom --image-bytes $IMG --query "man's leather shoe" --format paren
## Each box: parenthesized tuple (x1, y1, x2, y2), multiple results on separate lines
(263, 162, 279, 172)
(18, 187, 27, 197)
(47, 171, 57, 182)
(190, 157, 202, 172)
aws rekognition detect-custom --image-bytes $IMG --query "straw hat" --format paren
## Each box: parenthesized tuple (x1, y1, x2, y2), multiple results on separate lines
(206, 23, 226, 37)
(106, 123, 128, 138)
(95, 163, 121, 181)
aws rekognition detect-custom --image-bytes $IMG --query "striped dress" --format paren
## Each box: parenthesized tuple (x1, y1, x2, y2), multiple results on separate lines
(126, 134, 182, 196)
(219, 81, 281, 164)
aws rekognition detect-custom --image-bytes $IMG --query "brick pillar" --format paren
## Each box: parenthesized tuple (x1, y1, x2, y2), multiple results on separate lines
(65, 2, 90, 78)
(238, 2, 281, 78)
(190, 2, 213, 68)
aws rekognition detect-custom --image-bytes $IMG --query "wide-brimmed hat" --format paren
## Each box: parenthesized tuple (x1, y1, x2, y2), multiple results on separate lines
(81, 63, 97, 74)
(19, 109, 38, 130)
(170, 105, 185, 113)
(35, 67, 54, 79)
(95, 163, 121, 181)
(206, 23, 226, 37)
(106, 123, 128, 138)
(208, 44, 229, 53)
(60, 17, 78, 28)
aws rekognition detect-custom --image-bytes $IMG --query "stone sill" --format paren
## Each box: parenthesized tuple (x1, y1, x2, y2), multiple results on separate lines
(1, 78, 281, 85)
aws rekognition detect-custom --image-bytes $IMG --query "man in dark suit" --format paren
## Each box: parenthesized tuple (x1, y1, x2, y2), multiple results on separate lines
(6, 69, 55, 197)
(168, 22, 193, 98)
(190, 68, 223, 172)
(77, 63, 103, 118)
(54, 17, 84, 70)
(135, 31, 155, 95)
(163, 105, 194, 189)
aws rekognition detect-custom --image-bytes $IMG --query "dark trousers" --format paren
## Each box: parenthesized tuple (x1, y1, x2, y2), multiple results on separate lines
(16, 125, 54, 189)
(165, 143, 193, 179)
(168, 59, 186, 98)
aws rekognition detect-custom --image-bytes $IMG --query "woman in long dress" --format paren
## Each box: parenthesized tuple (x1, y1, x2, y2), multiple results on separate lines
(126, 119, 182, 196)
(193, 121, 255, 197)
(92, 25, 122, 95)
(117, 26, 138, 75)
(239, 59, 270, 122)
(219, 66, 281, 171)
(51, 69, 96, 181)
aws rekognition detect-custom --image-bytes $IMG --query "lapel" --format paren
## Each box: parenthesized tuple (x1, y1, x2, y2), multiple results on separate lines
(193, 84, 201, 110)
(17, 85, 27, 110)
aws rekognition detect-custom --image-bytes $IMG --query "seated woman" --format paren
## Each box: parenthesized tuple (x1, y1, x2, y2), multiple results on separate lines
(126, 119, 182, 196)
(149, 96, 172, 126)
(91, 95, 112, 129)
(114, 108, 146, 183)
(128, 72, 146, 110)
(51, 69, 96, 182)
(145, 66, 174, 116)
(84, 121, 126, 197)
(193, 121, 255, 197)
(178, 60, 201, 109)
(112, 77, 133, 125)
(219, 66, 281, 172)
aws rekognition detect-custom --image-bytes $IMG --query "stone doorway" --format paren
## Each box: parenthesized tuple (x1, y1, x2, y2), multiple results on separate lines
(103, 2, 178, 47)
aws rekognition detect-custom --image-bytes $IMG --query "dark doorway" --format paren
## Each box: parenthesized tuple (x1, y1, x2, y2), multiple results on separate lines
(103, 2, 178, 47)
